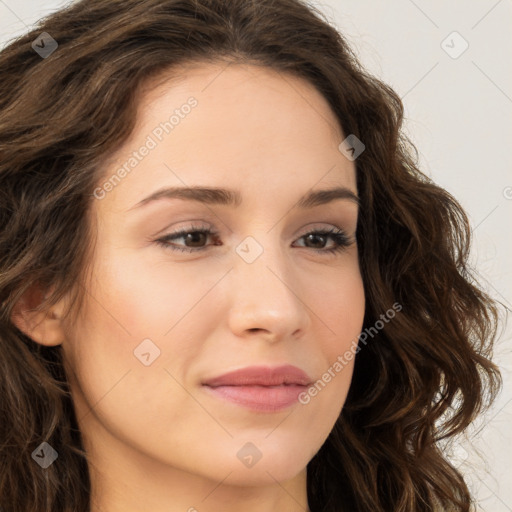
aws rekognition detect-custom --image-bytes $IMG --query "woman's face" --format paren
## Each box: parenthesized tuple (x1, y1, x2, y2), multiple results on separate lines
(61, 62, 365, 490)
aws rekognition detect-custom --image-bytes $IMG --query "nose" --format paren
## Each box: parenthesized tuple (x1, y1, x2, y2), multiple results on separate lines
(227, 237, 311, 344)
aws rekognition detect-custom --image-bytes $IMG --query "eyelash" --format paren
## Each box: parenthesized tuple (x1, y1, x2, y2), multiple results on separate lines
(154, 224, 352, 255)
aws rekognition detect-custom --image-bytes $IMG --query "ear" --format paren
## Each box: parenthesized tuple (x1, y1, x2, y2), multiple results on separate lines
(10, 283, 67, 347)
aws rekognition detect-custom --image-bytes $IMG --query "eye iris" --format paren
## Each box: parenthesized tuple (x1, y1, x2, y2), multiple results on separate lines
(305, 233, 326, 249)
(185, 232, 207, 247)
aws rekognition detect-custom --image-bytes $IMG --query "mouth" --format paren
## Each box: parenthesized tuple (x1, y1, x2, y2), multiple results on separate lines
(201, 365, 313, 413)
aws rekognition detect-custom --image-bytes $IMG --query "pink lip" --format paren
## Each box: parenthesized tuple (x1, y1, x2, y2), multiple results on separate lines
(201, 365, 312, 413)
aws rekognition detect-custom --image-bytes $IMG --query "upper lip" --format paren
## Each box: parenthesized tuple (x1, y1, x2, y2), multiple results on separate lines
(202, 365, 313, 387)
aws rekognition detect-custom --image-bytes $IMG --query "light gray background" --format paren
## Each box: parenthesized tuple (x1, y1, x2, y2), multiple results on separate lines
(1, 0, 511, 509)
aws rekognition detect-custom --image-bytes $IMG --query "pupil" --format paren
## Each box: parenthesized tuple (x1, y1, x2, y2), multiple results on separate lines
(187, 232, 206, 247)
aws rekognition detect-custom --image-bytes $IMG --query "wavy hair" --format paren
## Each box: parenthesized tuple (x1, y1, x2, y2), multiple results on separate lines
(0, 0, 502, 510)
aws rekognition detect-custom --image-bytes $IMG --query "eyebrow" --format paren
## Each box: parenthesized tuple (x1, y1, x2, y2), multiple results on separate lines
(128, 185, 359, 211)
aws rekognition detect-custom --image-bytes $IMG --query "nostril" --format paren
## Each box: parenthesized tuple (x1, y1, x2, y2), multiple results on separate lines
(248, 328, 263, 333)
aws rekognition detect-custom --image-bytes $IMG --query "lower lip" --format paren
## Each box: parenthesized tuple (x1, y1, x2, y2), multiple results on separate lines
(203, 384, 307, 412)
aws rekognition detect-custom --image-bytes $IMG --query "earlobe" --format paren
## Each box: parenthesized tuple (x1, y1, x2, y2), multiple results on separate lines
(10, 283, 66, 347)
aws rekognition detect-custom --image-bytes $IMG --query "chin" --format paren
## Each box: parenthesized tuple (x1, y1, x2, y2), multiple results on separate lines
(221, 460, 308, 487)
(202, 438, 314, 486)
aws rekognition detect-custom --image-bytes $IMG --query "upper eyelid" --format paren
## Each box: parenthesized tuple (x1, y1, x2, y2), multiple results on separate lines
(162, 224, 350, 237)
(161, 217, 354, 233)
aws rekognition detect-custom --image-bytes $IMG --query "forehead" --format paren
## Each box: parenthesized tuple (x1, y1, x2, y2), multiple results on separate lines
(93, 62, 356, 214)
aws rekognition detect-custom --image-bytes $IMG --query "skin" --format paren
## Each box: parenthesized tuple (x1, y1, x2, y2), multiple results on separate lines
(13, 62, 365, 512)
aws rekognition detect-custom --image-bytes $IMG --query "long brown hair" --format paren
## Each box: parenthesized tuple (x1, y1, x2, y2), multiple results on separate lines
(0, 0, 502, 510)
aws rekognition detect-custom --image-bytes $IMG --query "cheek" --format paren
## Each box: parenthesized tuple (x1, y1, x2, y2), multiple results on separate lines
(89, 242, 226, 341)
(62, 244, 223, 420)
(62, 277, 208, 461)
(306, 260, 365, 405)
(329, 273, 365, 356)
(311, 257, 366, 353)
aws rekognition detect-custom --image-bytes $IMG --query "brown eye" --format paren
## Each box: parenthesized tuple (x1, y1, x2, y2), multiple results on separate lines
(293, 228, 352, 254)
(155, 228, 219, 253)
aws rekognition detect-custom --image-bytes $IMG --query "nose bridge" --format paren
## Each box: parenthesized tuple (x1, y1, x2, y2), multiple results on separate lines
(234, 233, 289, 296)
(227, 232, 310, 339)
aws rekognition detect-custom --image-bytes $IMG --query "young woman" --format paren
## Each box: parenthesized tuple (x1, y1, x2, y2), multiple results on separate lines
(0, 0, 502, 511)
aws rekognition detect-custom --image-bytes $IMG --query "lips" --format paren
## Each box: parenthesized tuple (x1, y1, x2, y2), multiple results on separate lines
(201, 365, 313, 412)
